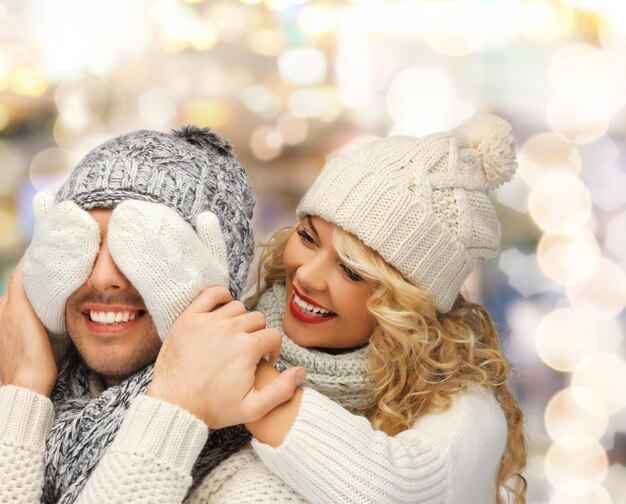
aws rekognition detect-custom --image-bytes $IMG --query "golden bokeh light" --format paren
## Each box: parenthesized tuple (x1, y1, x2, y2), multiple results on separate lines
(278, 48, 327, 86)
(528, 170, 592, 233)
(536, 230, 600, 286)
(571, 353, 626, 414)
(249, 125, 283, 161)
(566, 258, 626, 320)
(521, 0, 574, 41)
(549, 482, 612, 504)
(518, 132, 581, 187)
(545, 439, 609, 490)
(544, 387, 608, 447)
(29, 148, 76, 192)
(535, 309, 598, 372)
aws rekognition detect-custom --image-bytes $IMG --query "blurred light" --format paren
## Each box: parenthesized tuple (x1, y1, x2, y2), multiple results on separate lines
(566, 258, 626, 320)
(537, 230, 600, 286)
(545, 387, 608, 448)
(528, 170, 591, 233)
(498, 247, 553, 297)
(520, 0, 574, 41)
(55, 77, 109, 130)
(182, 100, 232, 128)
(493, 174, 530, 213)
(0, 142, 24, 196)
(288, 88, 324, 118)
(242, 85, 282, 118)
(29, 148, 75, 192)
(535, 309, 598, 372)
(9, 67, 48, 97)
(298, 3, 338, 37)
(158, 5, 217, 52)
(318, 87, 342, 122)
(571, 353, 626, 414)
(425, 0, 490, 56)
(276, 113, 308, 145)
(599, 4, 626, 55)
(545, 439, 609, 490)
(247, 29, 287, 56)
(249, 126, 283, 161)
(549, 482, 612, 503)
(605, 211, 626, 262)
(547, 94, 611, 145)
(330, 135, 378, 159)
(0, 104, 8, 131)
(264, 0, 292, 10)
(547, 44, 626, 143)
(0, 209, 23, 255)
(278, 48, 327, 86)
(139, 87, 177, 127)
(386, 67, 454, 125)
(240, 0, 263, 4)
(206, 2, 259, 43)
(518, 133, 581, 187)
(335, 35, 376, 109)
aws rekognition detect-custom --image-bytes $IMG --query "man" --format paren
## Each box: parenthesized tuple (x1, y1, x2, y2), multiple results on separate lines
(0, 126, 302, 503)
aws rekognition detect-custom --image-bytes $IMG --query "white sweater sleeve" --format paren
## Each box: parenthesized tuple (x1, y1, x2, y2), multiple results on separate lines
(252, 386, 507, 504)
(0, 385, 55, 503)
(78, 394, 208, 504)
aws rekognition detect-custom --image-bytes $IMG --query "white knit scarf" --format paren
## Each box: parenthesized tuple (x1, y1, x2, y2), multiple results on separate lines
(257, 283, 371, 413)
(42, 346, 250, 504)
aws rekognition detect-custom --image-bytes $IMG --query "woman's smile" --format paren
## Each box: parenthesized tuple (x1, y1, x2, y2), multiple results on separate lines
(289, 285, 337, 324)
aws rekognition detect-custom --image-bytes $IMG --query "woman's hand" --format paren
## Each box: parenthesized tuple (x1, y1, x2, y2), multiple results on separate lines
(146, 286, 306, 429)
(0, 259, 58, 397)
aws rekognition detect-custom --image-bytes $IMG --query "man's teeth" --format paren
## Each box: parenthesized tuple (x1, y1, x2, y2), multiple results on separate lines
(89, 311, 138, 324)
(294, 293, 333, 317)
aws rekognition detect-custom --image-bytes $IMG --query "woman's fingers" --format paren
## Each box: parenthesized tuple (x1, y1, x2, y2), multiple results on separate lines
(242, 366, 306, 422)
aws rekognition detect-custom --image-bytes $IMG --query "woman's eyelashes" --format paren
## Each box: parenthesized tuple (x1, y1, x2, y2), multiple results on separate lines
(340, 263, 364, 282)
(297, 227, 316, 246)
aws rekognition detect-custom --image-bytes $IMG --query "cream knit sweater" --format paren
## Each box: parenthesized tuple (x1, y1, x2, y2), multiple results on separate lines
(0, 383, 507, 503)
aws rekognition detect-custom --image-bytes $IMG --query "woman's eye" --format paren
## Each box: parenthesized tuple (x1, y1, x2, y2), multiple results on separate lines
(341, 264, 364, 282)
(297, 228, 315, 245)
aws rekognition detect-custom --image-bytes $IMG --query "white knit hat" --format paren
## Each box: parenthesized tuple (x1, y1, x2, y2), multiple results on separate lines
(296, 114, 517, 313)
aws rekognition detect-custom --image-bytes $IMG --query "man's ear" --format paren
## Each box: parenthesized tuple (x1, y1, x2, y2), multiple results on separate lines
(196, 211, 229, 274)
(32, 191, 57, 224)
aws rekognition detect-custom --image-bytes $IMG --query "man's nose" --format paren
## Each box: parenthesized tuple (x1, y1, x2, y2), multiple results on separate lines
(86, 240, 131, 293)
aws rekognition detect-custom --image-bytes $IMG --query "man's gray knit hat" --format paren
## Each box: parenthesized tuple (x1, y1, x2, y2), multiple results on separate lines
(56, 125, 255, 298)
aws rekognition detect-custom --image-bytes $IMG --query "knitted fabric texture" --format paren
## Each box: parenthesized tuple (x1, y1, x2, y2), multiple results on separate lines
(297, 114, 517, 312)
(42, 347, 250, 504)
(257, 283, 370, 413)
(55, 126, 255, 298)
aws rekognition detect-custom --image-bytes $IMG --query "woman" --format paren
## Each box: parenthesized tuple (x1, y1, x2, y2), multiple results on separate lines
(193, 114, 527, 503)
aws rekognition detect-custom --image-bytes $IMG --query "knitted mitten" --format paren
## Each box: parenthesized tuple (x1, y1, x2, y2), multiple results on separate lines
(22, 191, 101, 361)
(108, 199, 229, 341)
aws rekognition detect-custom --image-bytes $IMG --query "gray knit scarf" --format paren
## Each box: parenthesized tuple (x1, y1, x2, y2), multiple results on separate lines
(257, 283, 371, 413)
(42, 345, 250, 504)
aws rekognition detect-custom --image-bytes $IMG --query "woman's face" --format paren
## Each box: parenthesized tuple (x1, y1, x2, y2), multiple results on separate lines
(282, 215, 375, 351)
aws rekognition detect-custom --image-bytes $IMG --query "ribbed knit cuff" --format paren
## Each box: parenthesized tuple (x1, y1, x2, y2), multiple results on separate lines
(111, 394, 208, 474)
(0, 385, 55, 449)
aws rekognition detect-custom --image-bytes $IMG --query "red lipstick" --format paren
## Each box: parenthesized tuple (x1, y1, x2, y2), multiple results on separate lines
(289, 285, 336, 324)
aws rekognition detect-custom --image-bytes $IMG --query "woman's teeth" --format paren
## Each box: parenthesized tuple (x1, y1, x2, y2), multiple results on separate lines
(293, 293, 334, 317)
(89, 310, 138, 325)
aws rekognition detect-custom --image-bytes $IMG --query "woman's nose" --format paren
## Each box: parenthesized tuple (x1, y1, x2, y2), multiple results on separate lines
(294, 252, 329, 293)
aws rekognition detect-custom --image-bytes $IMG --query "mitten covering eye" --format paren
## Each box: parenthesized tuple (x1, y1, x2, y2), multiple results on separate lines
(22, 191, 101, 360)
(108, 199, 229, 341)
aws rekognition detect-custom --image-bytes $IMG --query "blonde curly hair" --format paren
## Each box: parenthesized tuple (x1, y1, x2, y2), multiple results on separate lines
(251, 221, 527, 503)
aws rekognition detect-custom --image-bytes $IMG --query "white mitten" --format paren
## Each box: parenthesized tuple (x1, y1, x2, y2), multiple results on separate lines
(22, 191, 101, 362)
(108, 199, 229, 341)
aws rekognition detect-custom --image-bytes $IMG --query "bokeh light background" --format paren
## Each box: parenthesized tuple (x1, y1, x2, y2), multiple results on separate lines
(0, 0, 625, 501)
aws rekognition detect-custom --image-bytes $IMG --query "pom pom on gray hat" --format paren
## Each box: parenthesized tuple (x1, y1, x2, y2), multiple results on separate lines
(56, 125, 255, 298)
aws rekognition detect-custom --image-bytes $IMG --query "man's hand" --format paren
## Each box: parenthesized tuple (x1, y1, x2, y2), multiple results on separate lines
(0, 260, 57, 397)
(146, 286, 305, 429)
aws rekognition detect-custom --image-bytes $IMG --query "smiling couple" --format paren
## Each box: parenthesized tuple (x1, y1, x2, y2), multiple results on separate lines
(0, 117, 527, 503)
